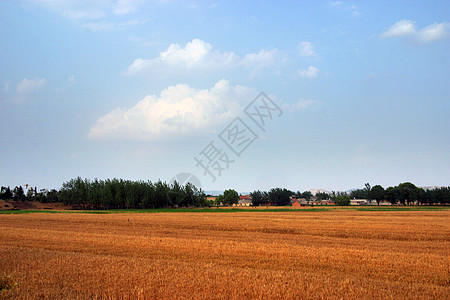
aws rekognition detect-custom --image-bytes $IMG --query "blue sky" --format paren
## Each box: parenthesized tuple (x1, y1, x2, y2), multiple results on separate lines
(0, 0, 449, 193)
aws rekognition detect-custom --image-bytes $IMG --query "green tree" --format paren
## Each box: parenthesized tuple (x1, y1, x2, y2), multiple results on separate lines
(268, 188, 293, 206)
(301, 191, 312, 201)
(334, 195, 351, 206)
(398, 182, 417, 205)
(315, 192, 329, 201)
(385, 186, 399, 205)
(222, 189, 239, 206)
(250, 190, 268, 206)
(369, 185, 385, 205)
(26, 187, 35, 201)
(13, 186, 25, 201)
(214, 195, 223, 207)
(416, 187, 426, 205)
(350, 188, 368, 199)
(169, 181, 185, 208)
(194, 188, 209, 207)
(0, 186, 13, 199)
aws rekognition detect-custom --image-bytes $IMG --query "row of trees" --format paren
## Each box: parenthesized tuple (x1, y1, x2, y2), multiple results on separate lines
(0, 186, 59, 203)
(249, 189, 351, 206)
(349, 182, 450, 205)
(248, 183, 449, 206)
(2, 180, 449, 208)
(58, 177, 209, 209)
(250, 188, 295, 206)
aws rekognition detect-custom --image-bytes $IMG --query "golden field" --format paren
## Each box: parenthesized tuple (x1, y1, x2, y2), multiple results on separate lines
(0, 210, 449, 299)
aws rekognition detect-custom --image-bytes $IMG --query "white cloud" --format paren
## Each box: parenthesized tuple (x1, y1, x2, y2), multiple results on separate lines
(30, 0, 146, 17)
(298, 41, 315, 57)
(381, 20, 416, 38)
(160, 39, 232, 67)
(298, 66, 319, 79)
(87, 80, 255, 140)
(27, 0, 148, 30)
(125, 39, 282, 77)
(284, 98, 319, 112)
(381, 20, 450, 44)
(125, 39, 239, 75)
(16, 78, 46, 94)
(416, 22, 450, 43)
(240, 49, 278, 69)
(125, 58, 153, 74)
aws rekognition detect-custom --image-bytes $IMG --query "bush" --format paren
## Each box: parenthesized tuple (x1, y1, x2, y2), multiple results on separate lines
(335, 195, 351, 206)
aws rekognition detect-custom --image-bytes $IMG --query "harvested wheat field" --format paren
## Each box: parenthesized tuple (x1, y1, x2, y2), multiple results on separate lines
(0, 210, 449, 299)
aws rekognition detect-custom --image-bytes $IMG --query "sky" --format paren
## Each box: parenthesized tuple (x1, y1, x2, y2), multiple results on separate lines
(0, 0, 449, 193)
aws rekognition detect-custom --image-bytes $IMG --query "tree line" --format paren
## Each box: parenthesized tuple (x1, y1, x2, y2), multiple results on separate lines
(250, 188, 350, 206)
(348, 182, 450, 205)
(249, 182, 449, 206)
(1, 179, 449, 208)
(0, 186, 59, 203)
(1, 177, 210, 209)
(250, 188, 294, 206)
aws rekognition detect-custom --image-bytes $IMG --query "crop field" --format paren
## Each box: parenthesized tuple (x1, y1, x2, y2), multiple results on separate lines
(1, 210, 449, 299)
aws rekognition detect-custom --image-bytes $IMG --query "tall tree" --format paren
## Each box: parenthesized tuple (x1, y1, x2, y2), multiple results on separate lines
(398, 182, 417, 205)
(13, 186, 25, 201)
(222, 189, 239, 206)
(385, 186, 399, 205)
(315, 192, 329, 201)
(250, 190, 268, 206)
(268, 188, 293, 206)
(369, 185, 385, 205)
(350, 189, 368, 199)
(301, 191, 312, 201)
(1, 186, 13, 200)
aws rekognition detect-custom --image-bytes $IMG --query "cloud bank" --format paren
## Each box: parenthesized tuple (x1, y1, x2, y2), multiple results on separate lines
(124, 39, 281, 77)
(28, 0, 149, 31)
(87, 80, 254, 140)
(125, 39, 239, 75)
(381, 20, 450, 44)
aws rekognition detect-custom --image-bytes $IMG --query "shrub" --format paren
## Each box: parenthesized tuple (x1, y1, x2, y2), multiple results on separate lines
(335, 195, 351, 206)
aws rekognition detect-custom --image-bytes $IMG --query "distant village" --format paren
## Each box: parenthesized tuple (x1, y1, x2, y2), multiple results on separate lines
(208, 194, 380, 207)
(1, 179, 448, 210)
(208, 184, 449, 207)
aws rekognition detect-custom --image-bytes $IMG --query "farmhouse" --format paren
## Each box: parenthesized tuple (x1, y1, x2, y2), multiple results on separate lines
(206, 196, 217, 202)
(350, 199, 371, 205)
(290, 197, 308, 207)
(238, 195, 252, 206)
